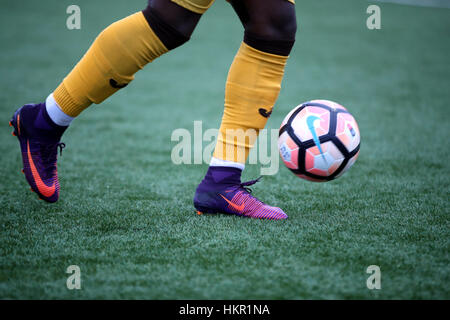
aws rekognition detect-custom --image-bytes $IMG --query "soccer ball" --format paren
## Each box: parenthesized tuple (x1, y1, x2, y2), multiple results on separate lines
(278, 100, 360, 182)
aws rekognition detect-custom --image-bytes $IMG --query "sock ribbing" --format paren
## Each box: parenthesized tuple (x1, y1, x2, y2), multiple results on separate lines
(213, 42, 288, 164)
(45, 93, 74, 126)
(53, 12, 168, 117)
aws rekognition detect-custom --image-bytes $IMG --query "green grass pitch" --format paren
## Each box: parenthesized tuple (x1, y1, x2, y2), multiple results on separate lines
(0, 0, 449, 299)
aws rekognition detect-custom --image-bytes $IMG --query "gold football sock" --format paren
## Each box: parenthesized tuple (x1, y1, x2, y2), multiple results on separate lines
(213, 42, 288, 164)
(53, 12, 168, 117)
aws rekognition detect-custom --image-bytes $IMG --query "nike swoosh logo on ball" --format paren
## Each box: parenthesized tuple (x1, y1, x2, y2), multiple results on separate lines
(306, 115, 327, 164)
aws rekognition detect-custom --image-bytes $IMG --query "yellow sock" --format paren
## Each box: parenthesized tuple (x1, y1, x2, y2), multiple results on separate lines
(213, 42, 288, 164)
(53, 12, 168, 117)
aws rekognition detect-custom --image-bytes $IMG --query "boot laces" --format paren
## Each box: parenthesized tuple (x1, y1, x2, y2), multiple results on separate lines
(229, 176, 262, 194)
(41, 142, 66, 173)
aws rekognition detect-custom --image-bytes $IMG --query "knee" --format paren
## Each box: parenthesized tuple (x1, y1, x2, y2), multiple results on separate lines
(273, 12, 297, 41)
(247, 5, 297, 40)
(142, 1, 202, 50)
(244, 7, 297, 55)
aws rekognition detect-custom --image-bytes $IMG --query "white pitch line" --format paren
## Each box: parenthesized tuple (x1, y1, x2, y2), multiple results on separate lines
(374, 0, 450, 8)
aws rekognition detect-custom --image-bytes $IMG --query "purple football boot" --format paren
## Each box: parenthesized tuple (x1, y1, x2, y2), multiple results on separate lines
(10, 103, 67, 202)
(194, 166, 288, 220)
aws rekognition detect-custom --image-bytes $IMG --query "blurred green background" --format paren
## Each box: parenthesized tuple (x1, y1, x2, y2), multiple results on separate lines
(0, 0, 449, 299)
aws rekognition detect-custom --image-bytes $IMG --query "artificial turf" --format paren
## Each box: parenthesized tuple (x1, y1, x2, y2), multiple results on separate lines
(0, 0, 449, 299)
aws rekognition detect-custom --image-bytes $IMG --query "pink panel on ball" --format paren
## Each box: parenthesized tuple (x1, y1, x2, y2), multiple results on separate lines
(328, 161, 341, 175)
(336, 112, 360, 152)
(278, 132, 299, 170)
(310, 99, 347, 111)
(289, 145, 299, 169)
(305, 149, 316, 170)
(353, 150, 360, 162)
(305, 106, 329, 116)
(283, 158, 297, 170)
(305, 142, 345, 177)
(336, 132, 351, 151)
(290, 108, 308, 140)
(306, 142, 331, 157)
(286, 135, 298, 150)
(307, 146, 320, 157)
(307, 107, 330, 136)
(308, 167, 328, 176)
(335, 150, 360, 179)
(327, 143, 344, 160)
(336, 113, 355, 134)
(291, 107, 330, 143)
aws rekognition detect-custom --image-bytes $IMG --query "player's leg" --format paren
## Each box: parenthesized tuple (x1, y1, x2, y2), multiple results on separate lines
(194, 0, 296, 220)
(10, 0, 211, 202)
